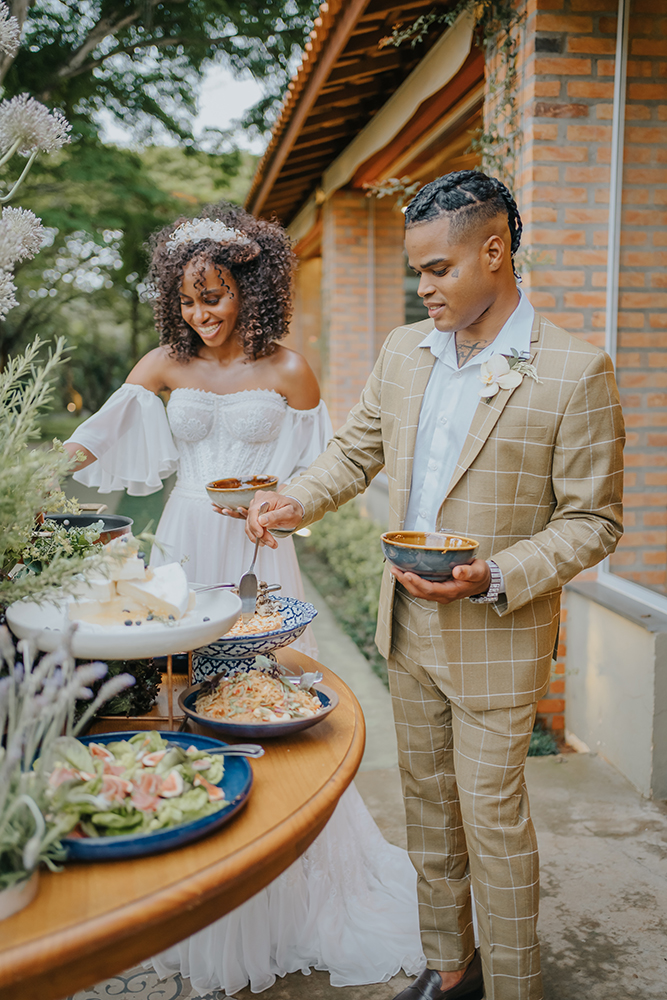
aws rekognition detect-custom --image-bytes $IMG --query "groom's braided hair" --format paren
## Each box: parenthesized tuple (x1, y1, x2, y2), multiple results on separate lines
(404, 171, 523, 278)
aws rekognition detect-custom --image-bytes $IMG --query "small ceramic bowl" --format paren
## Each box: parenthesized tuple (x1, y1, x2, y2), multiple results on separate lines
(381, 530, 479, 582)
(205, 475, 278, 510)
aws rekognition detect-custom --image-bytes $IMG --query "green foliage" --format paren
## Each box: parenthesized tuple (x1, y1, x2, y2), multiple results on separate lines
(75, 659, 161, 721)
(528, 726, 559, 757)
(383, 1, 526, 189)
(0, 338, 70, 569)
(295, 503, 388, 686)
(37, 411, 87, 442)
(0, 336, 111, 605)
(15, 518, 103, 576)
(1, 1, 321, 140)
(361, 176, 422, 210)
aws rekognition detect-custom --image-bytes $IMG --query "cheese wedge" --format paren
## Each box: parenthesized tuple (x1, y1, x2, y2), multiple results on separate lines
(102, 538, 148, 581)
(116, 562, 191, 619)
(67, 572, 115, 602)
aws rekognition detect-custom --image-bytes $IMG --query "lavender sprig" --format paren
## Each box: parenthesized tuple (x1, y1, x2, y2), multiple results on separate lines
(0, 627, 133, 887)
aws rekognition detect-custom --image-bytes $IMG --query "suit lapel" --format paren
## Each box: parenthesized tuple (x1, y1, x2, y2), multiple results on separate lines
(443, 311, 543, 499)
(397, 343, 437, 526)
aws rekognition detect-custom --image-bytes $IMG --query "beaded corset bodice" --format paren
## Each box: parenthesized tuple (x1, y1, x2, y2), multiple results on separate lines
(167, 387, 288, 498)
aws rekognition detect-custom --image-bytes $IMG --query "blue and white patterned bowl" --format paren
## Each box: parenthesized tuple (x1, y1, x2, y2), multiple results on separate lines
(192, 596, 317, 682)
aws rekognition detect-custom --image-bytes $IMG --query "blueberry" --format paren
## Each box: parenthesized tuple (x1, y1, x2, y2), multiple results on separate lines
(124, 619, 133, 626)
(203, 616, 210, 622)
(147, 613, 154, 621)
(135, 620, 142, 625)
(168, 614, 175, 620)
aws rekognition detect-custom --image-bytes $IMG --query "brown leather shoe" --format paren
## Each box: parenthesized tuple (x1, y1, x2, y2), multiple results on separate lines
(392, 951, 484, 1000)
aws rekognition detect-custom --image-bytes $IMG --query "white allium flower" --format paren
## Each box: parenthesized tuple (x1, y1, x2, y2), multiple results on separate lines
(0, 265, 18, 318)
(0, 2, 21, 58)
(0, 206, 45, 268)
(0, 94, 71, 157)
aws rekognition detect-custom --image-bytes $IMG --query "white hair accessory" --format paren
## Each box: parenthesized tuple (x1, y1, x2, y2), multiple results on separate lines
(166, 218, 253, 253)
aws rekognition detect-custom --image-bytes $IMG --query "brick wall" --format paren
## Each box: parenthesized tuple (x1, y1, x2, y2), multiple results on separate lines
(517, 0, 616, 349)
(515, 0, 620, 732)
(606, 1, 667, 594)
(321, 188, 405, 429)
(516, 0, 667, 731)
(285, 255, 324, 386)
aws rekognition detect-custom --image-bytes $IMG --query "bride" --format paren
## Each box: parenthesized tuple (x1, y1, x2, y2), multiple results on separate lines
(64, 204, 425, 996)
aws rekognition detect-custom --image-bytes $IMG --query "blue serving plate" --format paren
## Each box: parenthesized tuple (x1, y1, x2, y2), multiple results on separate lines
(178, 681, 338, 739)
(62, 731, 253, 861)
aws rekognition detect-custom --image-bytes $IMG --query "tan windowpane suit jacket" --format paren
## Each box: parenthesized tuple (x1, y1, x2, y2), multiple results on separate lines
(287, 312, 625, 710)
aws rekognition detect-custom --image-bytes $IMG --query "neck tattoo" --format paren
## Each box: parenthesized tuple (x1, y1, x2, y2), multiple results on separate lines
(455, 337, 488, 368)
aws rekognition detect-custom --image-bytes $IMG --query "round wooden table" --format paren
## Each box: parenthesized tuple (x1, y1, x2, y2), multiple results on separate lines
(0, 651, 365, 1000)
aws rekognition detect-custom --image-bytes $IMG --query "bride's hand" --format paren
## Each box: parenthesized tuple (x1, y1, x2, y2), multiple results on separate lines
(212, 504, 248, 520)
(213, 483, 287, 522)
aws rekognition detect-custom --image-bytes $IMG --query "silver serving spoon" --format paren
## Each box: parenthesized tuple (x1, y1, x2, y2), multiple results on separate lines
(167, 741, 265, 758)
(238, 501, 268, 620)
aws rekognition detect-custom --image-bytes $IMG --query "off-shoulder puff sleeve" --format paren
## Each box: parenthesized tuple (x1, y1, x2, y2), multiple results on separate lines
(65, 383, 179, 496)
(270, 399, 333, 485)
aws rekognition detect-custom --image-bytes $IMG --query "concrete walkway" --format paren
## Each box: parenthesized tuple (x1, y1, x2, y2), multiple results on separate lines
(70, 575, 667, 1000)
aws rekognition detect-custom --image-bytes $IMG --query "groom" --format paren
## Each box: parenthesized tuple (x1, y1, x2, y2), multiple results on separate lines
(246, 171, 624, 1000)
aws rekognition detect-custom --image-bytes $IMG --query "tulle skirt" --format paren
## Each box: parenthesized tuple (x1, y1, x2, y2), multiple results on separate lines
(149, 784, 426, 996)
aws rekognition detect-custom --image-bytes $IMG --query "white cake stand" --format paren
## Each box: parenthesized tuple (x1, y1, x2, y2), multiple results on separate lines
(6, 590, 242, 730)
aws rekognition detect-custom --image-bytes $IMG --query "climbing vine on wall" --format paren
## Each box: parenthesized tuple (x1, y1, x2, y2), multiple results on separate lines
(381, 1, 526, 190)
(361, 175, 422, 208)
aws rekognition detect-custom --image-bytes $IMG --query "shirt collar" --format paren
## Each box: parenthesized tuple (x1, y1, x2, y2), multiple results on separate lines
(419, 290, 534, 369)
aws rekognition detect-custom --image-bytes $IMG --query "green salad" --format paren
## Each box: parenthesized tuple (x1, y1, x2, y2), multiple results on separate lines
(44, 732, 227, 838)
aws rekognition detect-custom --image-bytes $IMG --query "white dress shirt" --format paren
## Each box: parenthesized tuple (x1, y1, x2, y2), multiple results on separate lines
(404, 291, 534, 533)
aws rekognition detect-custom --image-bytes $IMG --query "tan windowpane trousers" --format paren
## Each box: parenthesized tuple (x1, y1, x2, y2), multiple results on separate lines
(388, 587, 542, 1000)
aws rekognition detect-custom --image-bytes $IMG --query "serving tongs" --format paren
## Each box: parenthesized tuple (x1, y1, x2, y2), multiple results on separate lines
(193, 582, 281, 595)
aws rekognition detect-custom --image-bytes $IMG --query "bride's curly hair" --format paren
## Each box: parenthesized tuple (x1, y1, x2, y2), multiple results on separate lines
(148, 204, 295, 362)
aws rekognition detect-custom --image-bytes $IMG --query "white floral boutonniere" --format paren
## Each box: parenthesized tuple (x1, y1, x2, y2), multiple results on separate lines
(478, 349, 542, 401)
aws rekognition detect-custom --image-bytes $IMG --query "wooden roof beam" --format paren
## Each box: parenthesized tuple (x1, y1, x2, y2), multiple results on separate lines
(324, 51, 404, 86)
(247, 0, 372, 216)
(359, 0, 445, 19)
(314, 82, 381, 105)
(300, 110, 368, 132)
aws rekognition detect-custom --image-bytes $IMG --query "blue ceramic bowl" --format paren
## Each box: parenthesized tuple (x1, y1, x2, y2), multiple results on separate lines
(192, 596, 317, 682)
(381, 530, 479, 582)
(179, 681, 338, 739)
(61, 731, 253, 860)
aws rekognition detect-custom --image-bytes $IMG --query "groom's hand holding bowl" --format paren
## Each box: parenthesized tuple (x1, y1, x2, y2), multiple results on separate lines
(246, 492, 303, 548)
(382, 530, 491, 606)
(390, 559, 491, 605)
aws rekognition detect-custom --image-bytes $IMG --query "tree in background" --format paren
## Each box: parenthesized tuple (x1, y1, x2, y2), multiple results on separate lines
(0, 0, 319, 139)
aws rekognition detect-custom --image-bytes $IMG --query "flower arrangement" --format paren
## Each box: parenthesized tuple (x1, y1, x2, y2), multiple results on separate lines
(15, 518, 104, 578)
(478, 350, 542, 401)
(0, 626, 133, 894)
(0, 337, 109, 605)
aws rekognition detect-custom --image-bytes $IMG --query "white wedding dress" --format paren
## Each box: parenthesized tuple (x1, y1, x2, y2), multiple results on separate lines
(67, 383, 425, 996)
